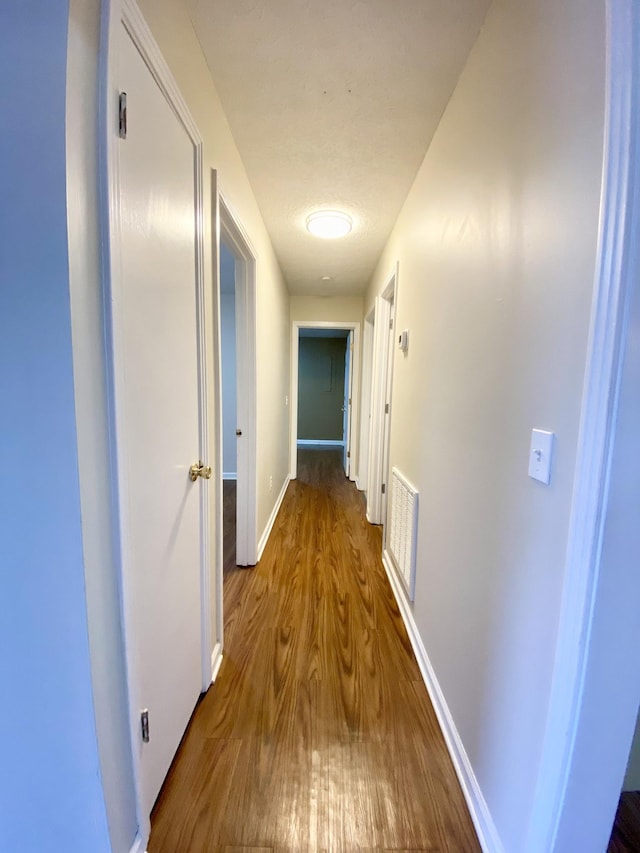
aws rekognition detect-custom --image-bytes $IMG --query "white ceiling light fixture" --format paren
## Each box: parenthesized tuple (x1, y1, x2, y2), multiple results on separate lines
(306, 210, 353, 239)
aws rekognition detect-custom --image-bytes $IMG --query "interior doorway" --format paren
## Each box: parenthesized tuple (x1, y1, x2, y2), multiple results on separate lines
(219, 240, 238, 576)
(215, 195, 257, 572)
(290, 321, 361, 481)
(211, 191, 259, 669)
(358, 309, 375, 495)
(366, 265, 398, 528)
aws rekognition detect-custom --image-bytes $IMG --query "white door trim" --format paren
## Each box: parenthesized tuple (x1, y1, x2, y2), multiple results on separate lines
(366, 264, 398, 525)
(100, 0, 210, 841)
(525, 3, 640, 849)
(290, 321, 361, 481)
(217, 193, 258, 567)
(357, 309, 375, 492)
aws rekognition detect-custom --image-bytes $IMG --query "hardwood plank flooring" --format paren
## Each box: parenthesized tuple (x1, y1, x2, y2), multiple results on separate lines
(608, 791, 640, 852)
(223, 479, 237, 577)
(149, 449, 480, 853)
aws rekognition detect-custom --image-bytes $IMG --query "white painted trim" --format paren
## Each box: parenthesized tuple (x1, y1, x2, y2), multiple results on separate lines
(210, 641, 223, 684)
(222, 472, 237, 480)
(381, 550, 503, 853)
(218, 194, 258, 567)
(290, 321, 361, 481)
(128, 834, 147, 853)
(358, 309, 375, 493)
(297, 439, 344, 447)
(102, 0, 212, 839)
(257, 476, 291, 561)
(210, 170, 224, 667)
(367, 265, 398, 525)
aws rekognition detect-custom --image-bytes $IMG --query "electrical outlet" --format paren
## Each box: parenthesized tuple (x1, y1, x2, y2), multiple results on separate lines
(285, 395, 289, 406)
(269, 475, 273, 491)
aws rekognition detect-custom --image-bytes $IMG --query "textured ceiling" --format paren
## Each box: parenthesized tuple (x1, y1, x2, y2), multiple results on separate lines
(188, 0, 491, 296)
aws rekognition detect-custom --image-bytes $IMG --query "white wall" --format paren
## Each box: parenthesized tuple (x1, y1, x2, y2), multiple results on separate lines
(552, 126, 640, 846)
(137, 0, 291, 544)
(0, 4, 112, 851)
(363, 1, 605, 850)
(291, 294, 363, 324)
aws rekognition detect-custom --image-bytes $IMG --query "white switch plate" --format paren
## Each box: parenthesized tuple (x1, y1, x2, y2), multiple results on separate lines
(528, 429, 555, 485)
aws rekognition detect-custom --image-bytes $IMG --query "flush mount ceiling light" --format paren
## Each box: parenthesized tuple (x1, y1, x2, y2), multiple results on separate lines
(306, 210, 352, 239)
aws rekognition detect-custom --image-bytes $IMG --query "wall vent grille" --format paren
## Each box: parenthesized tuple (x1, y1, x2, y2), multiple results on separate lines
(388, 467, 418, 601)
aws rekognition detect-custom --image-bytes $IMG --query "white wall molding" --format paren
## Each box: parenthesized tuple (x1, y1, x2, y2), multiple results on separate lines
(128, 833, 147, 853)
(257, 476, 290, 561)
(210, 641, 223, 684)
(366, 265, 397, 525)
(382, 550, 504, 853)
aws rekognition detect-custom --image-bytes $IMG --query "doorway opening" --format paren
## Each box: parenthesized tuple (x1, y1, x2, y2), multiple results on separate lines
(365, 265, 398, 531)
(219, 239, 238, 578)
(212, 191, 259, 667)
(290, 321, 361, 481)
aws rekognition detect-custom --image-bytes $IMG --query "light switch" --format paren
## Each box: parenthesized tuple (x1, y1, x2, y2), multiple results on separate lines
(528, 429, 555, 485)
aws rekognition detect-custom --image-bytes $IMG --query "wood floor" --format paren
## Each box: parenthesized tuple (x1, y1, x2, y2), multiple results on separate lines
(148, 449, 480, 852)
(608, 791, 640, 852)
(223, 478, 237, 577)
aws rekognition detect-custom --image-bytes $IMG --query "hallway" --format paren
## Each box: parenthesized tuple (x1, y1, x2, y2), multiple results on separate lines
(148, 450, 480, 852)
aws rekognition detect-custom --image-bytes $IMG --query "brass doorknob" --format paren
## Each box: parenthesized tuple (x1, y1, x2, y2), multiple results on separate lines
(189, 461, 212, 482)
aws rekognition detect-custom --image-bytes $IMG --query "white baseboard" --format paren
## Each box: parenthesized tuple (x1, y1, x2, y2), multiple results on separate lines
(297, 439, 344, 447)
(381, 549, 504, 853)
(222, 472, 237, 480)
(129, 834, 147, 853)
(210, 641, 223, 683)
(257, 476, 290, 560)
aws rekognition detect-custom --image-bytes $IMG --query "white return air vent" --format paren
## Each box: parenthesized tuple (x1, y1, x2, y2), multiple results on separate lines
(388, 467, 418, 601)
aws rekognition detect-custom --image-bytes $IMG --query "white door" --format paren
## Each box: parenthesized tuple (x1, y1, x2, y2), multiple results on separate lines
(114, 22, 205, 819)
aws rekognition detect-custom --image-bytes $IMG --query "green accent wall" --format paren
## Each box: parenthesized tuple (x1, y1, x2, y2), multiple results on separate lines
(298, 337, 347, 440)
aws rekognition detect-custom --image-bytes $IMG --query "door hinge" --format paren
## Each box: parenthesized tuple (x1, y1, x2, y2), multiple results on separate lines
(347, 451, 351, 458)
(389, 319, 394, 330)
(119, 92, 127, 139)
(385, 403, 389, 414)
(141, 708, 150, 743)
(349, 397, 352, 406)
(381, 483, 386, 494)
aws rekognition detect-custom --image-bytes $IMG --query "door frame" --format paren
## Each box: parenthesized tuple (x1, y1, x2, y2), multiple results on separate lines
(342, 331, 354, 474)
(215, 193, 258, 568)
(100, 0, 211, 841)
(357, 308, 375, 493)
(290, 321, 361, 480)
(366, 265, 398, 526)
